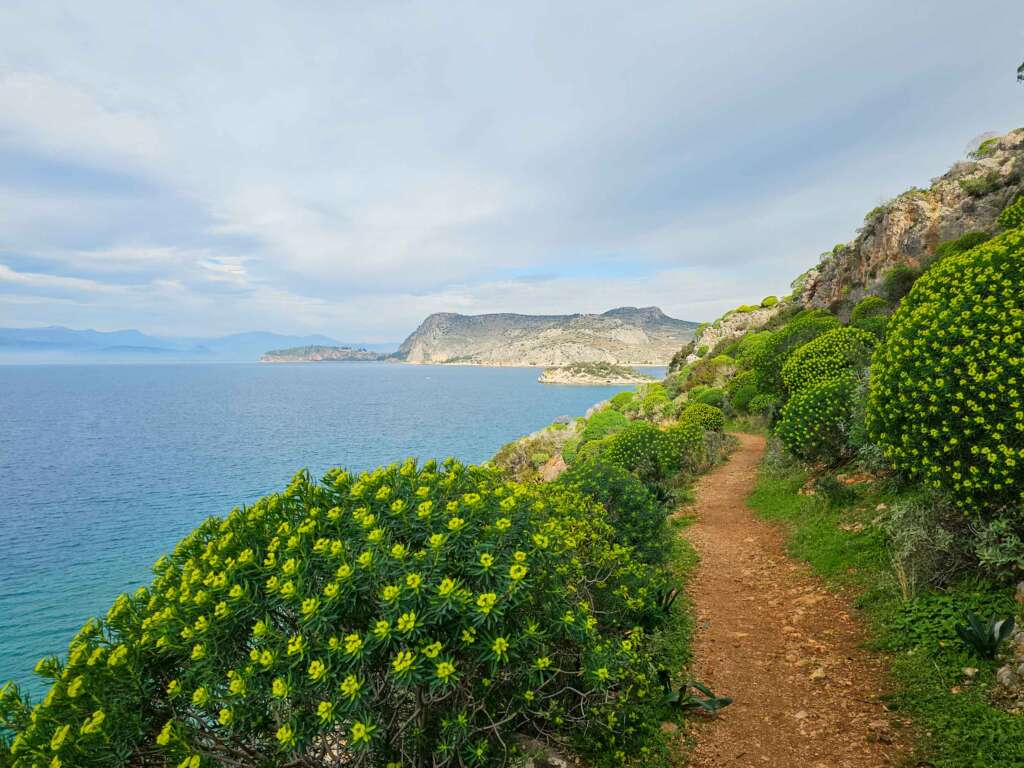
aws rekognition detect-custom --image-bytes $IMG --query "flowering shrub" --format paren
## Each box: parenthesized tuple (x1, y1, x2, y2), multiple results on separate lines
(748, 393, 779, 419)
(753, 310, 840, 394)
(0, 459, 671, 767)
(603, 422, 677, 485)
(850, 296, 889, 340)
(781, 327, 876, 394)
(998, 194, 1024, 230)
(868, 226, 1024, 512)
(558, 457, 669, 563)
(725, 370, 758, 413)
(776, 375, 858, 464)
(678, 403, 725, 433)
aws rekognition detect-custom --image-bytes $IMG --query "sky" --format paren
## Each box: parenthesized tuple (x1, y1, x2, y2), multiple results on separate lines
(1, 1, 1022, 341)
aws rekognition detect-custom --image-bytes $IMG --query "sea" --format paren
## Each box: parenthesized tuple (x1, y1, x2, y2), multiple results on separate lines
(0, 362, 662, 698)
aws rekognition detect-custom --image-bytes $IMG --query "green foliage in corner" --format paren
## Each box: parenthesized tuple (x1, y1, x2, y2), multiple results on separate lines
(998, 194, 1024, 231)
(0, 459, 675, 768)
(776, 375, 858, 464)
(781, 327, 876, 394)
(677, 403, 725, 433)
(868, 226, 1024, 513)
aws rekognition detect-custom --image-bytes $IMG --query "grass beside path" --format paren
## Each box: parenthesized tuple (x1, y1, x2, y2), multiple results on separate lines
(748, 454, 1024, 768)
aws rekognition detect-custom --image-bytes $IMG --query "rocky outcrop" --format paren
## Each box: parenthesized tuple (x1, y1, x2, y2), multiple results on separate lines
(801, 129, 1024, 311)
(538, 362, 654, 385)
(396, 307, 698, 366)
(681, 303, 785, 366)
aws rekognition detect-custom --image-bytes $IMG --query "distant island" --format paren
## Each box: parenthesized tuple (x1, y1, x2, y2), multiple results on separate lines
(259, 345, 388, 363)
(538, 361, 655, 385)
(394, 306, 698, 366)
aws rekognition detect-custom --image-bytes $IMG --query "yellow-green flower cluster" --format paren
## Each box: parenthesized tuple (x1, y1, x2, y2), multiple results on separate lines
(781, 326, 875, 394)
(777, 375, 858, 464)
(868, 226, 1024, 511)
(0, 456, 666, 767)
(677, 402, 726, 433)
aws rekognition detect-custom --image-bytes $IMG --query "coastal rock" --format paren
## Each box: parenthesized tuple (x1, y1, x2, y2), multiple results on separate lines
(800, 129, 1024, 313)
(395, 306, 698, 366)
(538, 362, 655, 385)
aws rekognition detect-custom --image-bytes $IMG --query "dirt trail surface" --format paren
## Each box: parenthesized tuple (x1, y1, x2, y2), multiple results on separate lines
(683, 433, 907, 767)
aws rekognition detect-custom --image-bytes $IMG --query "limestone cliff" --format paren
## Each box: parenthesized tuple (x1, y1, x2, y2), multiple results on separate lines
(801, 129, 1024, 310)
(396, 307, 698, 366)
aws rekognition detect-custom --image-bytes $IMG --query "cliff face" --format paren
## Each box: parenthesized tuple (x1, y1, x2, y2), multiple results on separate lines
(396, 307, 698, 366)
(801, 129, 1024, 310)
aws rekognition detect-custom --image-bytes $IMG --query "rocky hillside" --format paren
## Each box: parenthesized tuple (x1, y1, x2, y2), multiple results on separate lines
(259, 345, 386, 363)
(396, 306, 698, 366)
(674, 128, 1024, 366)
(801, 128, 1024, 311)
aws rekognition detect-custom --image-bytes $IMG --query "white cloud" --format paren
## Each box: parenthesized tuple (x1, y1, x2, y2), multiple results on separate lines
(0, 0, 1022, 337)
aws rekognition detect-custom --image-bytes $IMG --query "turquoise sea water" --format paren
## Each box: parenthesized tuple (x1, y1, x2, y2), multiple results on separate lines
(0, 362, 660, 698)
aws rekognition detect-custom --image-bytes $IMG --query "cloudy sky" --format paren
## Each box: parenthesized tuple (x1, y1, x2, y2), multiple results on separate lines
(1, 1, 1022, 341)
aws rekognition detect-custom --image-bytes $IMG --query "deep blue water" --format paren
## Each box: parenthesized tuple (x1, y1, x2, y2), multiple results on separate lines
(0, 362, 660, 698)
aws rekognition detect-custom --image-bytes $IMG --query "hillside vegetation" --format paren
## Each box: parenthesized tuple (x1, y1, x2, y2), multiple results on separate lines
(673, 132, 1024, 767)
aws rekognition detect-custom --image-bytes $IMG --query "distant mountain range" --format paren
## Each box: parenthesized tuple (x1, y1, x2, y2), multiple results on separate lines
(0, 327, 397, 363)
(395, 306, 699, 366)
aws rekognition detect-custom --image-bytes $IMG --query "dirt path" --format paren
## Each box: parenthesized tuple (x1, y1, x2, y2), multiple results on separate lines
(681, 433, 907, 767)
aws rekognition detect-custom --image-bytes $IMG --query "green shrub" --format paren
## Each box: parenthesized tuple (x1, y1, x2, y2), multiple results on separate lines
(559, 457, 669, 563)
(736, 304, 759, 313)
(530, 452, 550, 467)
(691, 387, 724, 407)
(879, 263, 920, 304)
(776, 375, 857, 464)
(929, 231, 992, 269)
(569, 408, 630, 463)
(868, 226, 1024, 513)
(733, 331, 773, 365)
(696, 345, 709, 358)
(603, 422, 679, 486)
(959, 171, 1003, 198)
(608, 391, 636, 412)
(752, 310, 841, 395)
(639, 384, 671, 418)
(678, 403, 725, 432)
(0, 460, 669, 767)
(780, 327, 876, 394)
(850, 296, 887, 325)
(998, 194, 1024, 231)
(760, 296, 778, 308)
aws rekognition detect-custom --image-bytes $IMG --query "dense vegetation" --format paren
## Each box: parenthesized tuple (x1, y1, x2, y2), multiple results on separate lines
(685, 180, 1024, 767)
(1, 358, 733, 767)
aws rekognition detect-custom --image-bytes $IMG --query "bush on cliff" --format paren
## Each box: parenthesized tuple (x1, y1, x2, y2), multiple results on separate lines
(752, 310, 840, 395)
(781, 327, 876, 394)
(0, 459, 672, 768)
(868, 226, 1024, 513)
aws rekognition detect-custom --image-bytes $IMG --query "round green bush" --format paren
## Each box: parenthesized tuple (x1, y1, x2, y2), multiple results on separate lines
(781, 327, 876, 394)
(998, 194, 1024, 230)
(603, 422, 678, 485)
(608, 391, 637, 411)
(868, 227, 1024, 511)
(761, 296, 779, 308)
(559, 457, 668, 563)
(691, 387, 724, 408)
(850, 296, 887, 325)
(663, 421, 707, 476)
(577, 408, 628, 448)
(639, 384, 670, 418)
(678, 403, 725, 432)
(753, 310, 840, 394)
(777, 375, 857, 464)
(0, 460, 667, 767)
